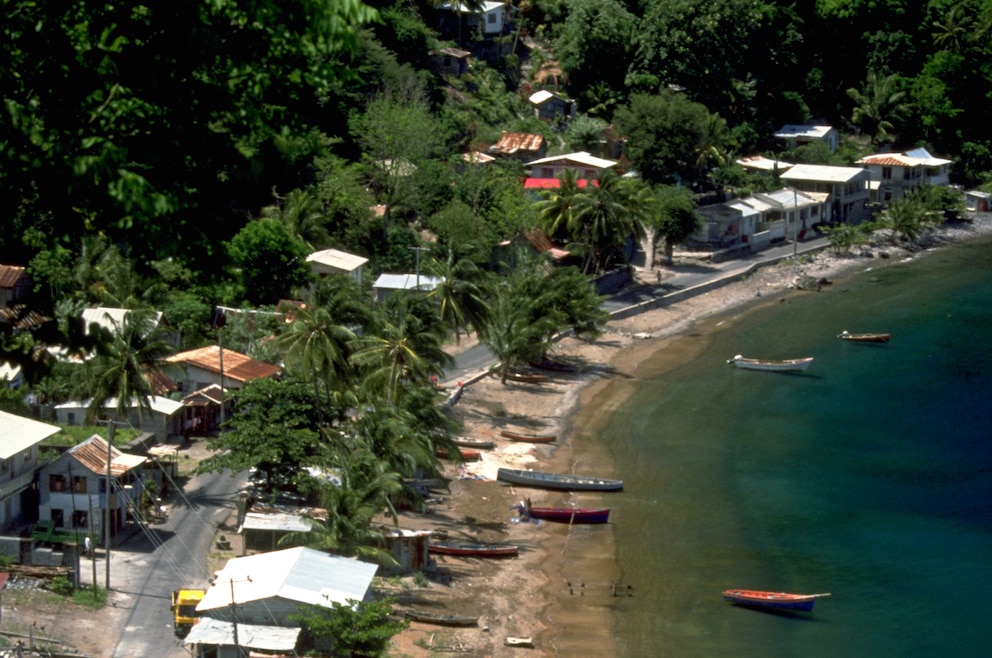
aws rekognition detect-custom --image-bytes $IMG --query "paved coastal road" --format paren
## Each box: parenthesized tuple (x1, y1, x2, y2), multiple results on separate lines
(79, 467, 246, 658)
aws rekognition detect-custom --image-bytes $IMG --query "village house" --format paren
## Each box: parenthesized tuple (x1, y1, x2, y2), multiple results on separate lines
(525, 151, 618, 182)
(165, 345, 281, 394)
(436, 0, 508, 39)
(528, 89, 576, 122)
(431, 47, 471, 77)
(0, 411, 59, 532)
(780, 164, 871, 225)
(54, 395, 185, 443)
(856, 147, 952, 203)
(180, 384, 225, 436)
(372, 273, 443, 301)
(0, 265, 32, 307)
(488, 131, 547, 162)
(194, 546, 378, 626)
(306, 248, 368, 285)
(37, 434, 147, 546)
(691, 188, 823, 251)
(774, 124, 839, 152)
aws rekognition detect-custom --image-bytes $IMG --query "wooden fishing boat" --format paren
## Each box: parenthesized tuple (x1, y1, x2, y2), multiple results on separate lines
(505, 637, 534, 647)
(516, 501, 611, 524)
(451, 436, 495, 449)
(727, 354, 814, 372)
(404, 609, 479, 626)
(722, 589, 830, 612)
(435, 447, 481, 461)
(838, 330, 891, 343)
(500, 430, 557, 443)
(498, 467, 623, 491)
(429, 541, 519, 558)
(503, 372, 549, 384)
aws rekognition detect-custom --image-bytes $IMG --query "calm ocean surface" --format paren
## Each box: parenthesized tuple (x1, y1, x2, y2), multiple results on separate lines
(602, 237, 992, 656)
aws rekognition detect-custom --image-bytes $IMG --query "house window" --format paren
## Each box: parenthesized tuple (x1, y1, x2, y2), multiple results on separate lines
(0, 460, 8, 473)
(72, 475, 87, 493)
(49, 474, 67, 492)
(67, 412, 76, 425)
(487, 12, 496, 24)
(882, 167, 892, 180)
(540, 167, 554, 178)
(72, 510, 88, 529)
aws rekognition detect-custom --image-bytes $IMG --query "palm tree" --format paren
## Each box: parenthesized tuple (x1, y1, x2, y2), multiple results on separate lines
(932, 4, 973, 54)
(275, 301, 356, 425)
(569, 170, 649, 273)
(483, 288, 547, 384)
(536, 169, 584, 246)
(426, 243, 493, 343)
(260, 188, 330, 251)
(847, 71, 911, 146)
(350, 295, 453, 404)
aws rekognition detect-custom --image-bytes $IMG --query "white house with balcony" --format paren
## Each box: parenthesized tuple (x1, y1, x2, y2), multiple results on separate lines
(0, 411, 59, 531)
(856, 147, 952, 203)
(780, 164, 871, 225)
(691, 188, 823, 251)
(37, 435, 147, 546)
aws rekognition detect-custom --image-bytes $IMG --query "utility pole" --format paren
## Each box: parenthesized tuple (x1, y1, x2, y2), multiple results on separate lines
(212, 575, 252, 656)
(99, 419, 128, 591)
(792, 187, 799, 259)
(409, 246, 430, 292)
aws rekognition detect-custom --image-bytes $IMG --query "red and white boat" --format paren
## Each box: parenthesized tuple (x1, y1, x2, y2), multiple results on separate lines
(722, 589, 830, 612)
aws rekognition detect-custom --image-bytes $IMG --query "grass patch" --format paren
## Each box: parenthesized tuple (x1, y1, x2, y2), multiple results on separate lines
(43, 425, 141, 448)
(72, 585, 108, 609)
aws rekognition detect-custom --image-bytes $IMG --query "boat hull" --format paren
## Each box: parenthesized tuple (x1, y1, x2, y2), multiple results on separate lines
(404, 611, 479, 626)
(839, 331, 891, 343)
(497, 467, 623, 491)
(500, 430, 557, 443)
(525, 506, 611, 524)
(429, 542, 519, 558)
(727, 355, 814, 372)
(451, 436, 495, 449)
(722, 589, 822, 612)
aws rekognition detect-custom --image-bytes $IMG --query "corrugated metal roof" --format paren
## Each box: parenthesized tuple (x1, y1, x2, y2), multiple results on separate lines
(0, 265, 26, 289)
(372, 274, 442, 292)
(181, 383, 224, 405)
(781, 164, 868, 183)
(736, 155, 794, 172)
(525, 151, 617, 169)
(774, 124, 835, 140)
(184, 617, 300, 651)
(240, 512, 312, 533)
(167, 346, 281, 383)
(0, 410, 60, 460)
(857, 149, 952, 168)
(492, 132, 545, 156)
(68, 434, 146, 476)
(198, 547, 377, 612)
(306, 249, 368, 273)
(55, 395, 183, 417)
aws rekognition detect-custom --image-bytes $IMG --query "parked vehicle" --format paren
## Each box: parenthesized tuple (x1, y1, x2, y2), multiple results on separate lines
(171, 588, 206, 636)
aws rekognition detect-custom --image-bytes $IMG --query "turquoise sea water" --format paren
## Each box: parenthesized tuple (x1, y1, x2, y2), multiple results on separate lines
(602, 238, 992, 656)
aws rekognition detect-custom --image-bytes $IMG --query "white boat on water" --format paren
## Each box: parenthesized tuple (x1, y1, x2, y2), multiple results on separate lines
(727, 354, 814, 372)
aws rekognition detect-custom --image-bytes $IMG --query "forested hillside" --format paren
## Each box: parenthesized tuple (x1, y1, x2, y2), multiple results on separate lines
(3, 0, 991, 317)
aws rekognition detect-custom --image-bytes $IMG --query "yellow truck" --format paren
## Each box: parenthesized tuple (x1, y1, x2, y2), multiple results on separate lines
(171, 588, 206, 636)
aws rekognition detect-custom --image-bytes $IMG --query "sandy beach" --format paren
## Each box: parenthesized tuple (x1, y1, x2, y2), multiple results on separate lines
(386, 217, 992, 657)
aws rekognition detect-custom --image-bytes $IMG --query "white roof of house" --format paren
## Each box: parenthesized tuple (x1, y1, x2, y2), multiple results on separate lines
(725, 200, 763, 217)
(55, 395, 184, 417)
(529, 89, 562, 105)
(198, 547, 378, 612)
(781, 164, 868, 183)
(736, 155, 794, 172)
(440, 0, 503, 14)
(372, 274, 443, 292)
(239, 511, 312, 533)
(757, 188, 821, 208)
(774, 124, 835, 140)
(81, 307, 163, 334)
(184, 617, 301, 651)
(0, 362, 21, 384)
(525, 151, 617, 169)
(0, 410, 60, 460)
(306, 249, 368, 273)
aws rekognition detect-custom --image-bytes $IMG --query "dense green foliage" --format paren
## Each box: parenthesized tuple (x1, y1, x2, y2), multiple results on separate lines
(292, 597, 407, 657)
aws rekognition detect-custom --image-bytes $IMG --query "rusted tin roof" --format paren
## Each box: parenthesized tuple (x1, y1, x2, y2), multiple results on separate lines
(0, 265, 26, 289)
(167, 345, 281, 383)
(69, 435, 146, 476)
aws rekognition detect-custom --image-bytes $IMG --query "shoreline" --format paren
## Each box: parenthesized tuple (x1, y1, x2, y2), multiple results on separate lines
(390, 217, 992, 657)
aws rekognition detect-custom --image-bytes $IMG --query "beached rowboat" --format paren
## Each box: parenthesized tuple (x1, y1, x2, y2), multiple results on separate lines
(404, 610, 479, 626)
(500, 430, 557, 443)
(838, 330, 891, 343)
(722, 589, 830, 612)
(428, 542, 519, 558)
(451, 436, 495, 449)
(435, 447, 481, 461)
(497, 467, 623, 491)
(516, 501, 611, 524)
(727, 354, 814, 372)
(504, 637, 534, 647)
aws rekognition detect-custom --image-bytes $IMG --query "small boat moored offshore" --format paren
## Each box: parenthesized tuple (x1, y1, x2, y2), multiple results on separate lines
(497, 467, 623, 491)
(516, 500, 611, 524)
(838, 330, 891, 343)
(722, 589, 830, 612)
(727, 354, 814, 372)
(428, 542, 519, 558)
